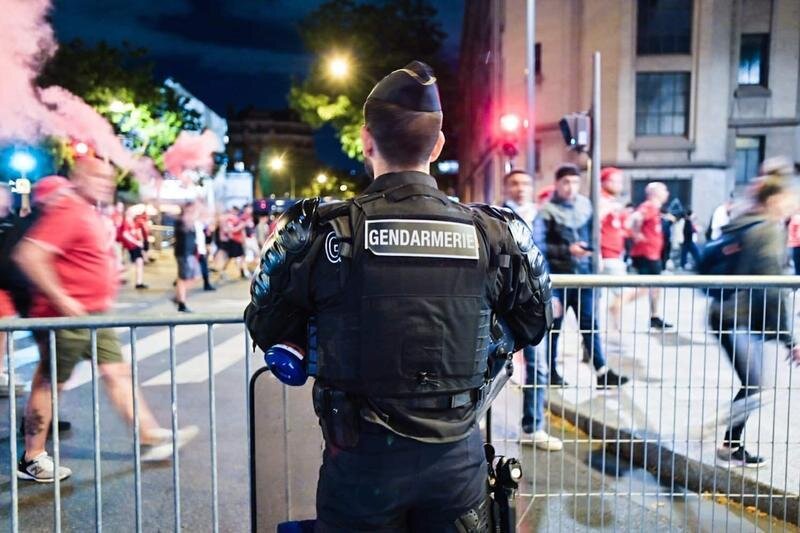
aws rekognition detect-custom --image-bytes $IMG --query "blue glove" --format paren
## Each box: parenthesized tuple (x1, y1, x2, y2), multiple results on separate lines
(265, 344, 308, 386)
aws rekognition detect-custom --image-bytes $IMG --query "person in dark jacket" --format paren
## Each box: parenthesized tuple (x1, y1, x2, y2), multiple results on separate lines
(709, 157, 800, 467)
(533, 164, 629, 389)
(174, 202, 200, 313)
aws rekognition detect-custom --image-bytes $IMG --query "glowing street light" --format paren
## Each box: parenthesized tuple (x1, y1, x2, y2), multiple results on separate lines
(10, 151, 36, 176)
(499, 113, 521, 134)
(316, 173, 328, 184)
(74, 142, 90, 155)
(339, 184, 348, 192)
(268, 156, 286, 173)
(327, 55, 351, 80)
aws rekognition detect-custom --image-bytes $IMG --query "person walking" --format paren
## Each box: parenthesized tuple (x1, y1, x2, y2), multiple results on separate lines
(246, 61, 553, 530)
(173, 202, 202, 312)
(629, 182, 673, 329)
(119, 208, 148, 289)
(680, 210, 701, 271)
(708, 158, 800, 467)
(13, 157, 197, 482)
(502, 170, 562, 451)
(195, 208, 215, 291)
(533, 164, 629, 389)
(787, 211, 800, 275)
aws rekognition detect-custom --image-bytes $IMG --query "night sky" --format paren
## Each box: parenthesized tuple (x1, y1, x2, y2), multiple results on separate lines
(51, 0, 464, 169)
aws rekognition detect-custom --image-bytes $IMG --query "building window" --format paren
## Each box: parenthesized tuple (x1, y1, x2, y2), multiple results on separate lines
(635, 72, 690, 136)
(637, 0, 693, 55)
(738, 34, 770, 87)
(735, 136, 764, 184)
(534, 43, 541, 76)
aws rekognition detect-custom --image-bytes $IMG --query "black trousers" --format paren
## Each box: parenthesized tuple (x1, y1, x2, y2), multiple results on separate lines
(315, 423, 486, 532)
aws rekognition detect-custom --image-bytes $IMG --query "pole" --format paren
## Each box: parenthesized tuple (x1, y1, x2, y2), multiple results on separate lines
(290, 175, 295, 199)
(590, 51, 602, 274)
(525, 0, 536, 176)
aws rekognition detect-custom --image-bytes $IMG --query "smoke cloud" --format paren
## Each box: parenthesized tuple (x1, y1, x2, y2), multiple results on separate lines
(163, 130, 221, 180)
(0, 0, 157, 182)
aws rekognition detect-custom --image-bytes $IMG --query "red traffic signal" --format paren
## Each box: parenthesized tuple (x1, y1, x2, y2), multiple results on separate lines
(499, 113, 521, 134)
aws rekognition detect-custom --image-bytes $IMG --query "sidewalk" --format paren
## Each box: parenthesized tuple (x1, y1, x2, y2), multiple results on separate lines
(504, 286, 800, 525)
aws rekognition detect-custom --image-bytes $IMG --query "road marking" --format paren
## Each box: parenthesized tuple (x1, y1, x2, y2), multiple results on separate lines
(142, 333, 247, 386)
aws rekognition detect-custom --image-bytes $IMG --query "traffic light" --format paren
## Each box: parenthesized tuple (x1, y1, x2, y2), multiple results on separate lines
(499, 113, 521, 158)
(559, 113, 590, 152)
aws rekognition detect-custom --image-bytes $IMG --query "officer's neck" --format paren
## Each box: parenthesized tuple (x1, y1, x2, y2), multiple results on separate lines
(372, 161, 431, 180)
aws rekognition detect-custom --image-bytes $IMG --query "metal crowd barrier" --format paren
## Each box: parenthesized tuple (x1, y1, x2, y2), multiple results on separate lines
(2, 275, 800, 531)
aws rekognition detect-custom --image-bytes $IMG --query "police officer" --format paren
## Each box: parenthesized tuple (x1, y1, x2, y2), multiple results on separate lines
(245, 61, 552, 532)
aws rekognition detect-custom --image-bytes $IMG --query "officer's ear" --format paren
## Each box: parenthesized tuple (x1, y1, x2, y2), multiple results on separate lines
(428, 131, 445, 163)
(361, 126, 376, 158)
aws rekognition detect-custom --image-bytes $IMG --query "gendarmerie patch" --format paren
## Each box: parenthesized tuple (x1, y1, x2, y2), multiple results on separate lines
(364, 219, 479, 260)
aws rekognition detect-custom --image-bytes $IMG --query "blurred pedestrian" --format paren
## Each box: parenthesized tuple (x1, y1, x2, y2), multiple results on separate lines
(629, 182, 673, 329)
(0, 185, 26, 397)
(502, 170, 562, 451)
(707, 194, 734, 241)
(215, 207, 249, 280)
(708, 157, 800, 467)
(598, 167, 634, 330)
(787, 212, 800, 275)
(680, 210, 701, 270)
(13, 158, 197, 481)
(120, 208, 148, 289)
(134, 211, 152, 262)
(195, 207, 215, 291)
(174, 202, 202, 312)
(533, 164, 629, 388)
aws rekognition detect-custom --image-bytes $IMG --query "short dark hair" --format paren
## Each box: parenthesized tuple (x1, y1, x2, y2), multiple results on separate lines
(555, 163, 581, 180)
(503, 169, 533, 185)
(364, 99, 442, 167)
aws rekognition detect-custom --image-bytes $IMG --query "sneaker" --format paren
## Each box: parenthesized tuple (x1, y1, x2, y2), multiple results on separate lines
(650, 317, 673, 329)
(177, 302, 191, 313)
(597, 369, 629, 389)
(17, 452, 72, 482)
(135, 283, 149, 290)
(203, 284, 217, 291)
(717, 446, 767, 468)
(529, 430, 563, 451)
(141, 426, 199, 462)
(0, 372, 26, 397)
(549, 371, 568, 387)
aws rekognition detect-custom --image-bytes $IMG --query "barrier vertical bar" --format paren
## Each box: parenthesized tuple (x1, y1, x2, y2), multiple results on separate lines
(130, 327, 143, 533)
(7, 331, 19, 533)
(49, 329, 62, 532)
(244, 328, 254, 532)
(90, 329, 103, 531)
(207, 325, 219, 533)
(168, 325, 181, 531)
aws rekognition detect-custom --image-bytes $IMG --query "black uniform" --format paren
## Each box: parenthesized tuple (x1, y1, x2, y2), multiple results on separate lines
(244, 62, 551, 532)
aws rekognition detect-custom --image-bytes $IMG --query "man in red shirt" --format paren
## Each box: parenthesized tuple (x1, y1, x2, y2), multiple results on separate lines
(119, 208, 148, 289)
(13, 157, 196, 482)
(598, 167, 632, 329)
(629, 181, 673, 329)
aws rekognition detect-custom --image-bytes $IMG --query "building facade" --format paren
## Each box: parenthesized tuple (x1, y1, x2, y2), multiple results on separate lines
(459, 0, 800, 224)
(226, 108, 316, 198)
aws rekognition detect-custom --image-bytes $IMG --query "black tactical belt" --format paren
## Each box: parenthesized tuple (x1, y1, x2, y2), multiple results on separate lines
(383, 390, 478, 409)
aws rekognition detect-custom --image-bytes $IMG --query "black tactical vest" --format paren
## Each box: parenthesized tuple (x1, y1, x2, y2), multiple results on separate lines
(312, 181, 492, 398)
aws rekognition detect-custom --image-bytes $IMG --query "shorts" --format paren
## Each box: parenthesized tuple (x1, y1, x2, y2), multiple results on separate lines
(0, 289, 17, 317)
(128, 247, 143, 262)
(632, 256, 663, 275)
(600, 258, 628, 296)
(35, 328, 123, 384)
(226, 241, 244, 258)
(177, 255, 201, 280)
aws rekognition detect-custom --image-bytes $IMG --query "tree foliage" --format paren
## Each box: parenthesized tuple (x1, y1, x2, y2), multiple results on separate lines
(289, 0, 455, 161)
(38, 39, 201, 171)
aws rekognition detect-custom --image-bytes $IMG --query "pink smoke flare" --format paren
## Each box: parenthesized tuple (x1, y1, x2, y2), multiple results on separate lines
(163, 130, 220, 180)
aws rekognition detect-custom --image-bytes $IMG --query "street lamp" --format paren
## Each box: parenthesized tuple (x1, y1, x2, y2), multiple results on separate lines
(316, 173, 328, 184)
(74, 142, 90, 156)
(327, 55, 351, 80)
(339, 184, 348, 192)
(268, 156, 285, 173)
(10, 151, 36, 177)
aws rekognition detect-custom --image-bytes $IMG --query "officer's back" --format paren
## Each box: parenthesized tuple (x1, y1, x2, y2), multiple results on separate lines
(245, 61, 552, 532)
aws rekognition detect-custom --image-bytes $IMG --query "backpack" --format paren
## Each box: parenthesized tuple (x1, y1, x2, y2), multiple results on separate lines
(0, 210, 39, 293)
(698, 220, 761, 299)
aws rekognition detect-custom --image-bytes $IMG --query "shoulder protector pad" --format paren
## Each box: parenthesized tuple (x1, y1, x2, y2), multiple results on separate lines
(251, 197, 319, 306)
(468, 203, 534, 253)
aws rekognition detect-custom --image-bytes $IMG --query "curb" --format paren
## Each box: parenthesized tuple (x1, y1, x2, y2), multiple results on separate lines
(547, 395, 799, 525)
